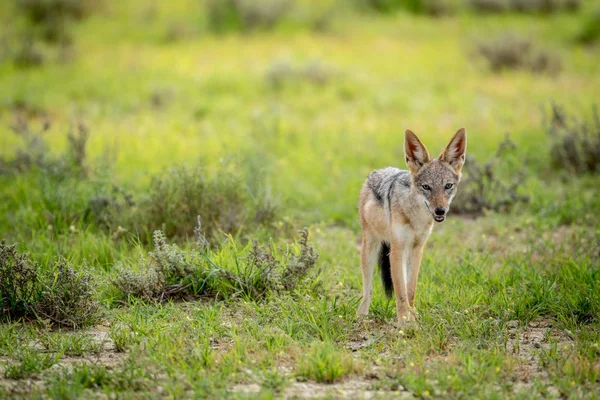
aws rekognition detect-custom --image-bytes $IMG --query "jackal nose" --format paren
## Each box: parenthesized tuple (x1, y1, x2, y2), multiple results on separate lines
(435, 207, 446, 216)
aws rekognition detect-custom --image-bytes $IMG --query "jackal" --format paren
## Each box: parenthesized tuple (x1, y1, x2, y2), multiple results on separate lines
(356, 128, 467, 324)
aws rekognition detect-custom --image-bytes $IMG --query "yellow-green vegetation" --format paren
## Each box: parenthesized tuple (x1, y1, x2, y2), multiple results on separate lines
(0, 0, 599, 398)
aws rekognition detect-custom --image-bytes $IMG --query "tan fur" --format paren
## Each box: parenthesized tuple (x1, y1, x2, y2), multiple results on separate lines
(357, 129, 467, 324)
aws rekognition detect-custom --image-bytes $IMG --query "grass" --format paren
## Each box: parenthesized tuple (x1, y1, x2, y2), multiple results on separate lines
(0, 0, 599, 398)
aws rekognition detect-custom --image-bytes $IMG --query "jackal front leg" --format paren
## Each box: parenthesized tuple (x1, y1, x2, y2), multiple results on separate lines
(389, 240, 412, 324)
(357, 235, 380, 317)
(407, 240, 425, 318)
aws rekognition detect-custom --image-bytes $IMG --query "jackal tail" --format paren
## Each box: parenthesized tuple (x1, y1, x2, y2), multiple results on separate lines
(378, 242, 393, 298)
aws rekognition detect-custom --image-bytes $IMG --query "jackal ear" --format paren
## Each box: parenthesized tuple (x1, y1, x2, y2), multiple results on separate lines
(404, 129, 431, 174)
(439, 128, 467, 173)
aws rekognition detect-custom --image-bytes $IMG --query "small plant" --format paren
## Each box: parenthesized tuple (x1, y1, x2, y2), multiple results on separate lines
(296, 342, 356, 383)
(546, 104, 600, 174)
(261, 368, 289, 393)
(109, 323, 139, 352)
(452, 135, 529, 216)
(34, 258, 101, 328)
(282, 228, 319, 291)
(206, 0, 292, 33)
(0, 240, 40, 321)
(476, 33, 561, 74)
(39, 332, 103, 356)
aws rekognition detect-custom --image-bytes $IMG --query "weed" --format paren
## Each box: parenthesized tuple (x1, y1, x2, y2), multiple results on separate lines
(0, 240, 41, 321)
(452, 135, 529, 215)
(34, 258, 101, 328)
(546, 104, 600, 174)
(476, 33, 561, 74)
(296, 342, 356, 383)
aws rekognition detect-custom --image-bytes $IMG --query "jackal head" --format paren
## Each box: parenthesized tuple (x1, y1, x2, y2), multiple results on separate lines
(404, 128, 467, 223)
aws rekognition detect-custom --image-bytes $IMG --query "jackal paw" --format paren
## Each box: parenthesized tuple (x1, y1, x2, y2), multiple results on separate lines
(396, 312, 416, 326)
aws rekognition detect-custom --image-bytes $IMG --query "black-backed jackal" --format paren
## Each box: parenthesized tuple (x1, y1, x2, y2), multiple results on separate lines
(357, 129, 467, 324)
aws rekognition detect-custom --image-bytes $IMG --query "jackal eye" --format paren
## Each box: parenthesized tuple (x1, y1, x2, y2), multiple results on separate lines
(445, 183, 454, 190)
(421, 184, 431, 191)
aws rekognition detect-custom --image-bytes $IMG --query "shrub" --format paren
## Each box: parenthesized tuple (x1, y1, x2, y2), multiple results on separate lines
(112, 230, 201, 301)
(34, 258, 101, 328)
(546, 104, 600, 174)
(206, 0, 292, 33)
(577, 6, 600, 44)
(0, 240, 101, 328)
(0, 240, 41, 321)
(476, 33, 561, 74)
(112, 227, 320, 302)
(452, 135, 529, 216)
